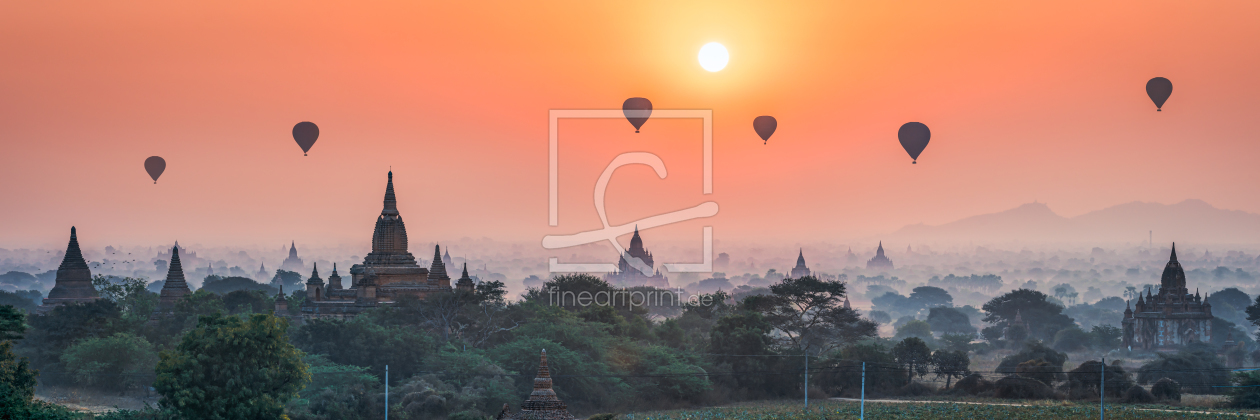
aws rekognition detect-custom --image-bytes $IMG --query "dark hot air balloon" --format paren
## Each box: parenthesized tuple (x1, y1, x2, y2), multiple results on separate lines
(753, 116, 777, 144)
(292, 122, 319, 155)
(1146, 77, 1173, 111)
(898, 122, 930, 164)
(622, 98, 652, 133)
(144, 156, 166, 184)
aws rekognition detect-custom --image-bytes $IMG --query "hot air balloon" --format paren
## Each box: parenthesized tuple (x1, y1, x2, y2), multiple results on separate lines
(622, 98, 652, 133)
(898, 122, 930, 164)
(292, 122, 319, 155)
(753, 116, 777, 145)
(144, 156, 166, 184)
(1146, 77, 1173, 111)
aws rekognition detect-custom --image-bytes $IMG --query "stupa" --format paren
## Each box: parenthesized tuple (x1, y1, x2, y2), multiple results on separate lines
(505, 349, 576, 420)
(151, 245, 192, 318)
(39, 227, 100, 313)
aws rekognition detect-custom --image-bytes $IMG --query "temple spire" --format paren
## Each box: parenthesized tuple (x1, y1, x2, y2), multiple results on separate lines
(1169, 242, 1177, 262)
(383, 170, 398, 215)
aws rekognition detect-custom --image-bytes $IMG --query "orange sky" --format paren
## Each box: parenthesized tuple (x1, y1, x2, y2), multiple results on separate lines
(2, 1, 1259, 250)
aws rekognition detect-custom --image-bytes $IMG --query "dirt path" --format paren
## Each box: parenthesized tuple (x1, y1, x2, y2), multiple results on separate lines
(829, 397, 1256, 417)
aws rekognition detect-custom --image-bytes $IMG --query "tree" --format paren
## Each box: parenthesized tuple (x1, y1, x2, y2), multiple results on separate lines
(155, 313, 309, 420)
(893, 320, 934, 344)
(751, 275, 877, 353)
(927, 307, 976, 335)
(60, 332, 158, 392)
(867, 310, 891, 324)
(1052, 327, 1091, 352)
(1230, 370, 1260, 408)
(270, 270, 304, 292)
(892, 337, 932, 383)
(931, 349, 970, 389)
(1066, 360, 1132, 398)
(0, 305, 25, 341)
(201, 276, 276, 295)
(939, 333, 975, 353)
(982, 289, 1076, 341)
(908, 286, 952, 309)
(221, 290, 271, 314)
(1091, 325, 1123, 350)
(292, 317, 436, 383)
(19, 299, 122, 370)
(0, 290, 38, 314)
(0, 340, 40, 415)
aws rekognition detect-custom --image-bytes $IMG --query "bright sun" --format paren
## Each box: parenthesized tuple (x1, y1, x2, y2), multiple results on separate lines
(698, 42, 729, 72)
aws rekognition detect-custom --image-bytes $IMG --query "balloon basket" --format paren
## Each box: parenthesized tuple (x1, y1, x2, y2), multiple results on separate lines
(912, 161, 917, 164)
(635, 130, 639, 133)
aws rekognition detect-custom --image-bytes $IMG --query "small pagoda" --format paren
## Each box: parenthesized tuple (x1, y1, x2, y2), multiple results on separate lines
(504, 349, 575, 420)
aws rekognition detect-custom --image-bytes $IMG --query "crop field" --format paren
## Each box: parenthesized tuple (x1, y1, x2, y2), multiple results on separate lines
(622, 400, 1253, 419)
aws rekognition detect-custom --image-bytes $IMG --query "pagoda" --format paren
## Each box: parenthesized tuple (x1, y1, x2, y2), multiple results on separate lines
(604, 227, 669, 288)
(456, 263, 475, 292)
(789, 249, 811, 278)
(280, 241, 305, 272)
(1123, 243, 1214, 351)
(866, 242, 894, 270)
(503, 349, 576, 420)
(300, 171, 453, 320)
(151, 245, 192, 319)
(39, 227, 100, 313)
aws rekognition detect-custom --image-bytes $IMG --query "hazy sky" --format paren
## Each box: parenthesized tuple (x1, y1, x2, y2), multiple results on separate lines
(2, 1, 1259, 250)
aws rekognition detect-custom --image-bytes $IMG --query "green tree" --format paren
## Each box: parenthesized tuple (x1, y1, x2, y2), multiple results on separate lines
(60, 332, 158, 392)
(1230, 370, 1260, 408)
(908, 286, 953, 309)
(893, 320, 934, 345)
(155, 313, 309, 420)
(1091, 325, 1123, 350)
(982, 289, 1076, 341)
(931, 349, 970, 389)
(939, 333, 975, 353)
(996, 341, 1067, 379)
(1136, 346, 1230, 394)
(748, 275, 876, 353)
(1052, 326, 1091, 352)
(892, 337, 932, 382)
(19, 299, 122, 371)
(291, 316, 436, 382)
(927, 307, 976, 335)
(0, 305, 26, 341)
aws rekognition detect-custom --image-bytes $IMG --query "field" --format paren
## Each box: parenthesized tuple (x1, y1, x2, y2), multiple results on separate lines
(620, 399, 1254, 419)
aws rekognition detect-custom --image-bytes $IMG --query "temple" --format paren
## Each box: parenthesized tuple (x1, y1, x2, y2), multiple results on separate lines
(866, 242, 894, 270)
(604, 227, 669, 288)
(300, 171, 455, 320)
(500, 349, 576, 420)
(256, 262, 270, 282)
(1123, 243, 1214, 351)
(151, 245, 192, 319)
(280, 241, 306, 272)
(38, 227, 100, 313)
(789, 249, 811, 278)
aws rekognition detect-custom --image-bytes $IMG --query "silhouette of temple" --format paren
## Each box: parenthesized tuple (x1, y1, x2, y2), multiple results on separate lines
(151, 245, 192, 319)
(866, 242, 894, 270)
(1123, 243, 1214, 351)
(604, 227, 669, 288)
(500, 349, 576, 420)
(256, 262, 270, 281)
(300, 171, 454, 320)
(789, 249, 811, 278)
(154, 241, 202, 270)
(280, 241, 305, 272)
(39, 227, 100, 313)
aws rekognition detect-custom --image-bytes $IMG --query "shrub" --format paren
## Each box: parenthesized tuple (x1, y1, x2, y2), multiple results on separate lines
(1151, 377, 1181, 402)
(897, 381, 933, 397)
(1137, 347, 1230, 394)
(1229, 370, 1260, 408)
(996, 341, 1067, 380)
(993, 375, 1058, 400)
(955, 373, 993, 395)
(1015, 359, 1058, 386)
(1123, 385, 1155, 404)
(1064, 360, 1132, 399)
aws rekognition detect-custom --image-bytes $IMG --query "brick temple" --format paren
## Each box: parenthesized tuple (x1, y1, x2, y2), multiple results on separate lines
(38, 227, 100, 313)
(1123, 243, 1214, 351)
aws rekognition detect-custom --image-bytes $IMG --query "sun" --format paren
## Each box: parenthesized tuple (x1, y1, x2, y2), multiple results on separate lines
(698, 42, 729, 72)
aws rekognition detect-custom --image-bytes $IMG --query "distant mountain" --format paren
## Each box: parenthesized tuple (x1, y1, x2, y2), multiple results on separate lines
(890, 200, 1260, 244)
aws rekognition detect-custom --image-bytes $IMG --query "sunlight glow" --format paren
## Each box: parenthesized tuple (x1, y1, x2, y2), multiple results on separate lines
(698, 42, 729, 72)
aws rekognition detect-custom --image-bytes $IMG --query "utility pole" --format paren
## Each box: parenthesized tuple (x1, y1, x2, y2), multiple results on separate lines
(861, 362, 866, 420)
(385, 365, 390, 420)
(804, 353, 809, 407)
(1100, 357, 1105, 420)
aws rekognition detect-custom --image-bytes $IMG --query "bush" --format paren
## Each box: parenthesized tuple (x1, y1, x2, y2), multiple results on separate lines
(996, 341, 1067, 379)
(955, 373, 993, 395)
(897, 381, 933, 397)
(1052, 327, 1091, 352)
(994, 375, 1058, 400)
(1064, 360, 1132, 399)
(1151, 377, 1180, 401)
(1123, 385, 1155, 403)
(1229, 370, 1260, 408)
(1137, 347, 1230, 394)
(59, 332, 158, 393)
(1015, 359, 1058, 386)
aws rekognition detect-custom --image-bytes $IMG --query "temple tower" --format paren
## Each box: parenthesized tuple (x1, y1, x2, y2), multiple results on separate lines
(306, 263, 324, 302)
(152, 245, 192, 319)
(456, 263, 475, 292)
(327, 263, 343, 290)
(790, 249, 811, 278)
(505, 349, 576, 420)
(40, 227, 100, 312)
(428, 245, 451, 287)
